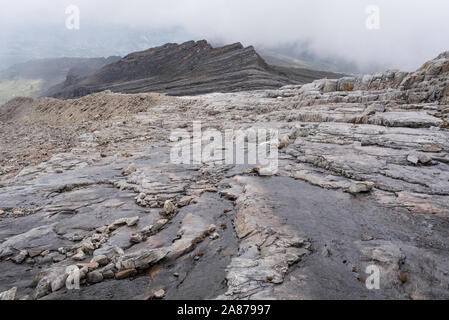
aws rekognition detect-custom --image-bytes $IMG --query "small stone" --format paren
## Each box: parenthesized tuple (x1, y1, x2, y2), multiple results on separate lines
(115, 269, 137, 280)
(51, 274, 68, 292)
(130, 233, 143, 244)
(96, 226, 107, 233)
(210, 232, 220, 240)
(173, 272, 179, 277)
(121, 163, 136, 176)
(40, 250, 50, 257)
(99, 262, 115, 273)
(28, 247, 45, 258)
(12, 250, 28, 264)
(278, 135, 291, 149)
(153, 289, 165, 299)
(348, 181, 375, 194)
(38, 255, 53, 264)
(125, 216, 140, 227)
(34, 278, 51, 299)
(163, 200, 176, 215)
(153, 219, 168, 232)
(86, 271, 103, 284)
(90, 255, 109, 266)
(361, 234, 374, 241)
(71, 233, 84, 242)
(109, 216, 139, 229)
(72, 249, 85, 261)
(0, 210, 4, 215)
(77, 262, 99, 271)
(140, 225, 153, 236)
(178, 196, 194, 207)
(79, 266, 89, 279)
(81, 239, 95, 251)
(52, 253, 66, 263)
(407, 152, 432, 165)
(114, 246, 125, 256)
(91, 233, 102, 242)
(406, 153, 419, 165)
(255, 166, 278, 176)
(422, 145, 442, 153)
(0, 287, 17, 300)
(102, 270, 115, 279)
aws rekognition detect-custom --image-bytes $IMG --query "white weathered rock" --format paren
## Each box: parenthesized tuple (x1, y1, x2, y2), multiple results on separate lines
(125, 216, 139, 227)
(109, 216, 140, 229)
(121, 163, 136, 176)
(178, 196, 195, 207)
(210, 232, 220, 240)
(278, 135, 291, 149)
(12, 250, 28, 264)
(130, 233, 143, 244)
(163, 200, 176, 215)
(407, 152, 432, 165)
(50, 274, 68, 292)
(153, 289, 165, 299)
(72, 249, 85, 261)
(80, 238, 95, 251)
(256, 166, 279, 176)
(90, 255, 109, 266)
(0, 287, 17, 300)
(115, 247, 170, 271)
(348, 181, 375, 194)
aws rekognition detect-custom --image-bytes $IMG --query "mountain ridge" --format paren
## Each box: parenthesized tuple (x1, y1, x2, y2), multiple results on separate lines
(45, 40, 344, 98)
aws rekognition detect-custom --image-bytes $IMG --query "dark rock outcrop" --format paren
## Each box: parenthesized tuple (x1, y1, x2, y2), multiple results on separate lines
(46, 40, 337, 98)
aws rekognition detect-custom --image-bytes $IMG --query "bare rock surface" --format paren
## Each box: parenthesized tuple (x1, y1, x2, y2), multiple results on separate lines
(46, 41, 300, 99)
(1, 52, 449, 299)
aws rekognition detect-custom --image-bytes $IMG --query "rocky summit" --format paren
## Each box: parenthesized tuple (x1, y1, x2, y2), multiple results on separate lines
(45, 40, 343, 99)
(0, 51, 449, 300)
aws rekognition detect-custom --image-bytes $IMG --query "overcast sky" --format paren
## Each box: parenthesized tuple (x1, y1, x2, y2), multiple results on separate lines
(1, 0, 449, 71)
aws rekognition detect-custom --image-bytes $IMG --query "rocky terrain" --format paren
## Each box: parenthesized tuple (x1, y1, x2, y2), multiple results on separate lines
(0, 52, 449, 300)
(46, 41, 343, 99)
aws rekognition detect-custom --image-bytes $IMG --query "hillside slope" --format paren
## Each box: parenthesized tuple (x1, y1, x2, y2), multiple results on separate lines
(46, 41, 343, 98)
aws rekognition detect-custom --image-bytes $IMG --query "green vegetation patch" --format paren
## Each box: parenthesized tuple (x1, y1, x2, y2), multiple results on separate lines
(0, 78, 45, 105)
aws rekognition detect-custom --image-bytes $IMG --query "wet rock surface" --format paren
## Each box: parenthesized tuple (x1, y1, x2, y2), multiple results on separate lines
(1, 52, 449, 299)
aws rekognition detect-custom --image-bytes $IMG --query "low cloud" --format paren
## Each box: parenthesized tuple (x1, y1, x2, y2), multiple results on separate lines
(1, 0, 449, 71)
